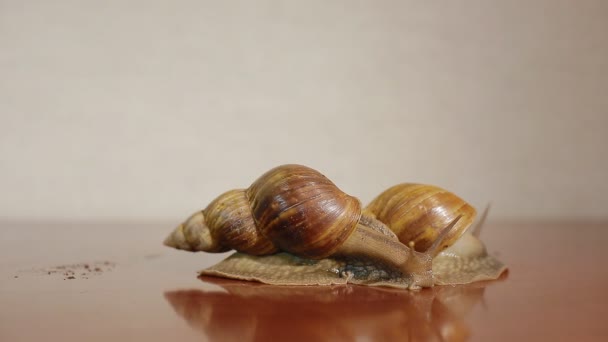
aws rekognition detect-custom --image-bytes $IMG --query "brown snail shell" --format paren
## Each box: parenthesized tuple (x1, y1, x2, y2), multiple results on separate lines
(364, 183, 476, 255)
(246, 164, 362, 259)
(165, 164, 362, 259)
(198, 189, 278, 255)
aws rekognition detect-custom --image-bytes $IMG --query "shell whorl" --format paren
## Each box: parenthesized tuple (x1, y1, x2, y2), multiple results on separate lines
(248, 164, 362, 259)
(165, 189, 279, 255)
(165, 164, 362, 259)
(203, 189, 279, 255)
(364, 183, 476, 255)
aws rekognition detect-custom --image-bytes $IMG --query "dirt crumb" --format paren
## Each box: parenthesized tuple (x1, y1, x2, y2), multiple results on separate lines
(37, 261, 116, 280)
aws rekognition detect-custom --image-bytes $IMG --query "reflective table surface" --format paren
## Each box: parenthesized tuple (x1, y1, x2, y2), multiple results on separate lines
(1, 221, 607, 341)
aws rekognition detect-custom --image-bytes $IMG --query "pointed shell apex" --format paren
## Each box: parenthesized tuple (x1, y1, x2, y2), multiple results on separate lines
(164, 224, 189, 250)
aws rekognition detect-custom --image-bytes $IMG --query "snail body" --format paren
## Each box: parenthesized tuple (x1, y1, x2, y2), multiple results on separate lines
(165, 165, 506, 289)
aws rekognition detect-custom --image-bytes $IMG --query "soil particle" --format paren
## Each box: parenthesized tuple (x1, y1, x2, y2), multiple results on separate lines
(38, 261, 116, 280)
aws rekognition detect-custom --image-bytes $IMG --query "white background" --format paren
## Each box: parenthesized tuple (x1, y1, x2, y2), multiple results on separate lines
(1, 0, 607, 222)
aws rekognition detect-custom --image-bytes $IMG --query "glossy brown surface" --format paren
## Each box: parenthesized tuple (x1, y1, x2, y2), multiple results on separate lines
(1, 221, 607, 341)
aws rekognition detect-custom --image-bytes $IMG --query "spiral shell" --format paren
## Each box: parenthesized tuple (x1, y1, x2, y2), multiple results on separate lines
(247, 165, 362, 259)
(166, 164, 362, 259)
(201, 189, 278, 255)
(364, 184, 476, 255)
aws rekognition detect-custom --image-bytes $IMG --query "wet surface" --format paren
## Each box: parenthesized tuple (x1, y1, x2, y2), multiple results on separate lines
(1, 221, 607, 341)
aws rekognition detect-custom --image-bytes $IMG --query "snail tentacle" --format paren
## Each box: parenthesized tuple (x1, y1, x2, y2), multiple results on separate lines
(470, 204, 491, 238)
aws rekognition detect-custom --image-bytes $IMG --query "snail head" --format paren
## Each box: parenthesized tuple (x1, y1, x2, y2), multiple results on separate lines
(405, 215, 463, 289)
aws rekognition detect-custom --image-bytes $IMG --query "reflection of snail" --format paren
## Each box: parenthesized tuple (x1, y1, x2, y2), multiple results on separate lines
(164, 164, 506, 289)
(165, 277, 494, 342)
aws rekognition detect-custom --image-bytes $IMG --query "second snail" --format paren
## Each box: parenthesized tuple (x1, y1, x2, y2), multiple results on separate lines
(164, 164, 506, 289)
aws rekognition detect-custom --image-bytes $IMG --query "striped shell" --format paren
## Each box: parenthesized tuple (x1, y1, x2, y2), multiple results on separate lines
(201, 189, 278, 255)
(364, 183, 476, 255)
(168, 164, 362, 259)
(247, 165, 362, 259)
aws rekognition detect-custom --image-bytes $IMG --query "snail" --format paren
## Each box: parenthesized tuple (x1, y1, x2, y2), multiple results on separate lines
(164, 164, 506, 289)
(364, 183, 507, 285)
